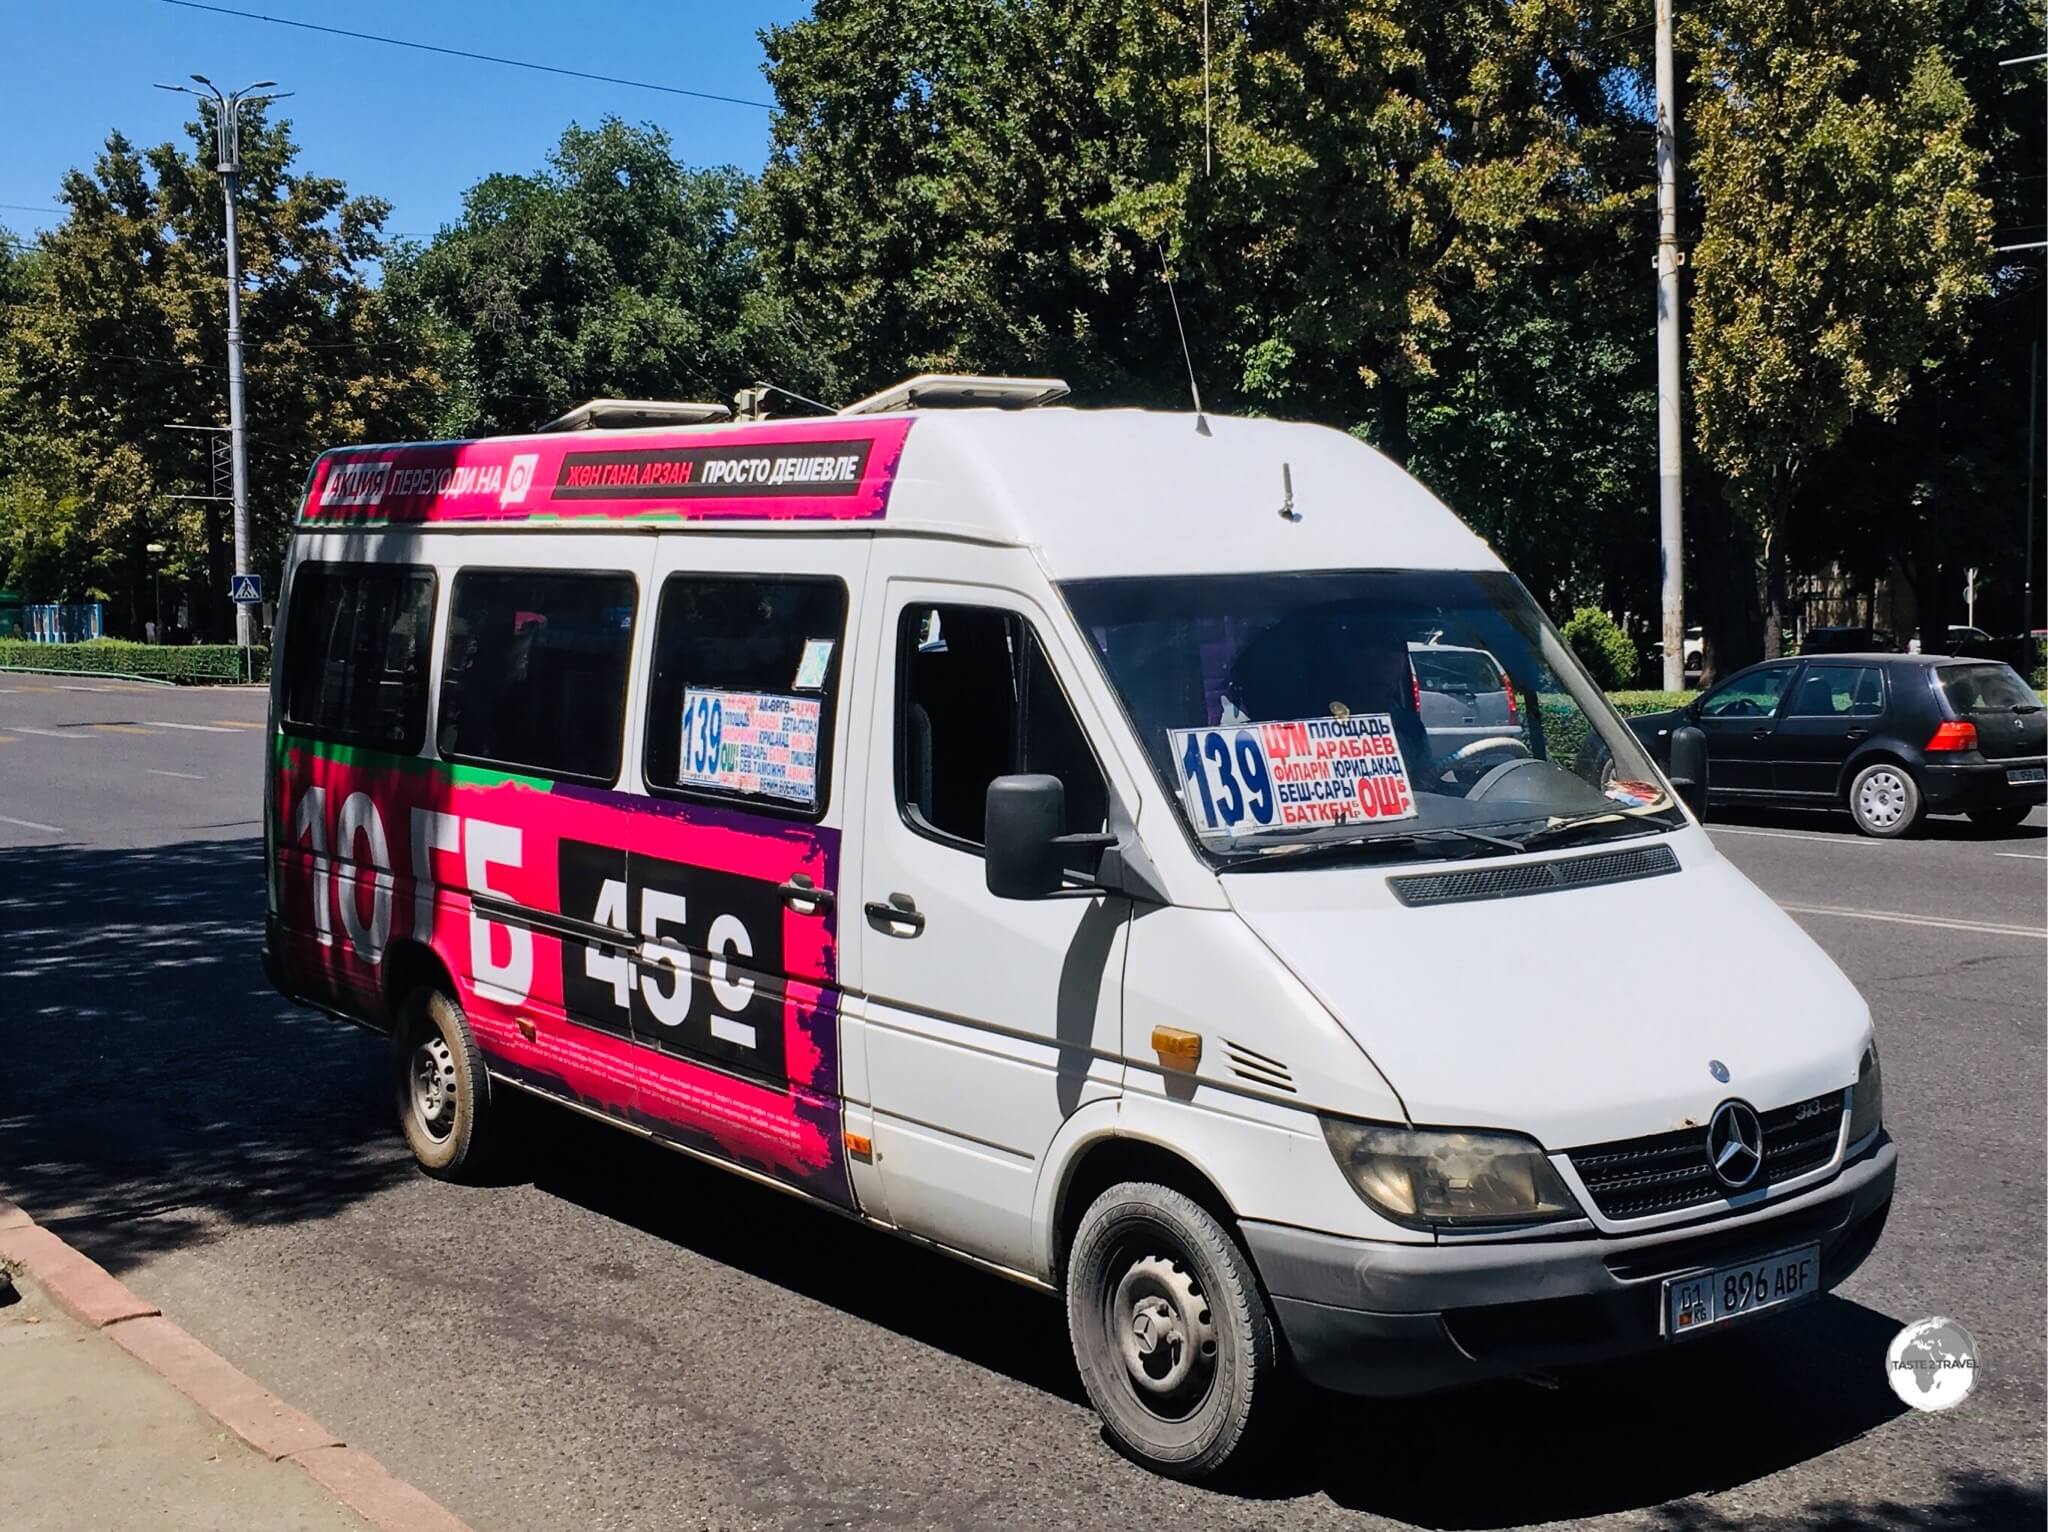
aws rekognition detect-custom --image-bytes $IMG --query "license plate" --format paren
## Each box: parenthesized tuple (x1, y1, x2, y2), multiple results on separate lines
(2006, 766, 2044, 785)
(1664, 1243, 1820, 1338)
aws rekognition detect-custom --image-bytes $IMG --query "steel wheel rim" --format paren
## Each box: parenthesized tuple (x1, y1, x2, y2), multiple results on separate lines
(1102, 1244, 1218, 1420)
(1857, 769, 1908, 829)
(410, 1035, 458, 1142)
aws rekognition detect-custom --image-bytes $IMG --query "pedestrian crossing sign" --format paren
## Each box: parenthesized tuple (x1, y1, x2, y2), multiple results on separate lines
(230, 573, 263, 605)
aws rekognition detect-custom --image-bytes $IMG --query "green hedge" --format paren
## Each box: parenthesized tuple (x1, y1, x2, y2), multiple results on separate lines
(1537, 689, 1693, 767)
(0, 639, 268, 684)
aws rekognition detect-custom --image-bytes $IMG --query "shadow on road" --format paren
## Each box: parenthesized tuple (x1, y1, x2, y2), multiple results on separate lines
(0, 836, 406, 1273)
(1706, 800, 2047, 843)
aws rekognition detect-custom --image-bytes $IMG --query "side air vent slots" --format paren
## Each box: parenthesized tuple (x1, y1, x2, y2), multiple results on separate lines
(1388, 843, 1679, 909)
(1223, 1039, 1296, 1094)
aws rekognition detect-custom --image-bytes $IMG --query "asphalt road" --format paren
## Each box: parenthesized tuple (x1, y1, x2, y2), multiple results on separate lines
(2, 678, 2042, 1532)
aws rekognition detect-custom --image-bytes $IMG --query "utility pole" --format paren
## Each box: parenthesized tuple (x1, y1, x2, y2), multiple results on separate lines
(155, 76, 289, 650)
(1655, 0, 1686, 690)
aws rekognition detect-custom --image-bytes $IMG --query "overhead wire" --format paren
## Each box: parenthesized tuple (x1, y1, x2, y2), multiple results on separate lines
(158, 0, 777, 111)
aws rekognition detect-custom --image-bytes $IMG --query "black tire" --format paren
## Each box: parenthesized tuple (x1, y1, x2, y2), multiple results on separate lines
(1065, 1182, 1281, 1482)
(1846, 761, 1923, 838)
(393, 985, 498, 1179)
(1968, 803, 2033, 830)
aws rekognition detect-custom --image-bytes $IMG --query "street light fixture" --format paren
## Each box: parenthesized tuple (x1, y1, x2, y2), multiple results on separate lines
(154, 75, 291, 652)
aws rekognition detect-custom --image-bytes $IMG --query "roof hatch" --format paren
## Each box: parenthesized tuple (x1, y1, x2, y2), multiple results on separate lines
(537, 399, 733, 432)
(838, 373, 1070, 416)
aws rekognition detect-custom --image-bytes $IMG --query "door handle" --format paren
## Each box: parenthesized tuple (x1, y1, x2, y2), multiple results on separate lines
(777, 873, 834, 916)
(864, 892, 926, 937)
(1751, 729, 1772, 740)
(1845, 728, 1870, 740)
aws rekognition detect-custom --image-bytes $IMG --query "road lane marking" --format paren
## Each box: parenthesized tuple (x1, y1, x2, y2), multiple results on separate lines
(0, 734, 14, 743)
(1779, 902, 2046, 940)
(146, 768, 205, 780)
(0, 813, 65, 834)
(207, 719, 262, 729)
(11, 726, 87, 740)
(90, 723, 156, 736)
(1994, 851, 2048, 861)
(1709, 825, 1875, 847)
(146, 721, 235, 733)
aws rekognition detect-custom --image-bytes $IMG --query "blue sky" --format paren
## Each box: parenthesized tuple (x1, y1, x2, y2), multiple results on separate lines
(2, 1, 810, 242)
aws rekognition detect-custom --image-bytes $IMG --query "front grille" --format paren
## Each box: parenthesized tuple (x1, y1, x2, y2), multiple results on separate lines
(1567, 1092, 1844, 1222)
(1388, 843, 1678, 908)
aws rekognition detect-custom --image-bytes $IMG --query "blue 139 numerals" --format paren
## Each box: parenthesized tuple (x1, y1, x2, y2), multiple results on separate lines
(1173, 727, 1275, 834)
(681, 691, 726, 780)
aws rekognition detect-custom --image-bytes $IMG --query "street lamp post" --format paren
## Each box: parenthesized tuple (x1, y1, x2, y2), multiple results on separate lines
(154, 76, 290, 652)
(145, 543, 166, 642)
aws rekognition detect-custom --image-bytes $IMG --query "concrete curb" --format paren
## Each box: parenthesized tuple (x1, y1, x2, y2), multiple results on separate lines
(0, 1201, 474, 1532)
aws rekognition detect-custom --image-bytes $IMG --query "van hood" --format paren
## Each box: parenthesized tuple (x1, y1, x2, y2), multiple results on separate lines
(1221, 827, 1867, 1151)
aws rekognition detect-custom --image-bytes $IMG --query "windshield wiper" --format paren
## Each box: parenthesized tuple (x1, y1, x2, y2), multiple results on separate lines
(1508, 811, 1669, 854)
(1220, 825, 1524, 869)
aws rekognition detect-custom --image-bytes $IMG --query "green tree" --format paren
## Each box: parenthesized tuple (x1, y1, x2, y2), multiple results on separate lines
(0, 111, 437, 637)
(1562, 603, 1642, 688)
(385, 120, 756, 436)
(1683, 0, 1994, 657)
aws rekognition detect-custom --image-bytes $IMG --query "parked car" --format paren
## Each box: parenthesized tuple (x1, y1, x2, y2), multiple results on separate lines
(1648, 625, 1705, 680)
(1802, 626, 1897, 656)
(1623, 654, 2045, 836)
(1406, 640, 1523, 756)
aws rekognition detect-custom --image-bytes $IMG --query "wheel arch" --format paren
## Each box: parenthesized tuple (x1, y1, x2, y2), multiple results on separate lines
(1835, 746, 1919, 802)
(380, 938, 458, 1033)
(1045, 1128, 1238, 1288)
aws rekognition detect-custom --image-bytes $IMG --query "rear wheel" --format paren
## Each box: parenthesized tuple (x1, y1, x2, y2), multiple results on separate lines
(1847, 762, 1922, 838)
(1065, 1182, 1281, 1481)
(393, 985, 498, 1179)
(1967, 802, 2033, 830)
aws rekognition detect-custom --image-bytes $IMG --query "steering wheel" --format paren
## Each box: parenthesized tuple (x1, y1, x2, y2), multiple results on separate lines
(1717, 697, 1762, 717)
(1430, 735, 1532, 782)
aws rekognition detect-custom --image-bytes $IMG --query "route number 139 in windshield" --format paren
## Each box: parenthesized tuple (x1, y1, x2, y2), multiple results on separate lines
(1170, 726, 1276, 835)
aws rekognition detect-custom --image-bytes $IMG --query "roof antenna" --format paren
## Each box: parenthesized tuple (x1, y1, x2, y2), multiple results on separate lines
(1158, 246, 1211, 437)
(734, 380, 838, 421)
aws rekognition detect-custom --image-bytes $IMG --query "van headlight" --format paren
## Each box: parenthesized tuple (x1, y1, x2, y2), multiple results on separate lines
(1848, 1043, 1884, 1146)
(1319, 1118, 1583, 1228)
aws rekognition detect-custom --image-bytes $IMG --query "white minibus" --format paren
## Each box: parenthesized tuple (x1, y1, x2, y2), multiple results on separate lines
(265, 376, 1893, 1479)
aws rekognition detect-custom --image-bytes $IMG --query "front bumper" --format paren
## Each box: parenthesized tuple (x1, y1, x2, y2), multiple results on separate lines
(1921, 758, 2046, 813)
(1244, 1135, 1895, 1396)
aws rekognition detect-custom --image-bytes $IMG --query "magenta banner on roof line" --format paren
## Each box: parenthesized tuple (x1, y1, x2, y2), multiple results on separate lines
(299, 417, 914, 527)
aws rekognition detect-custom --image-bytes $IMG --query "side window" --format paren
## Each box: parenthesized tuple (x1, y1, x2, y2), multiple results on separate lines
(644, 574, 847, 819)
(437, 569, 637, 784)
(1787, 665, 1883, 718)
(282, 563, 436, 752)
(1700, 666, 1793, 719)
(897, 603, 1109, 855)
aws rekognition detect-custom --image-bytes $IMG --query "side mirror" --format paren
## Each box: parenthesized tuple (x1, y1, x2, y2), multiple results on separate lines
(1668, 725, 1709, 817)
(986, 774, 1070, 899)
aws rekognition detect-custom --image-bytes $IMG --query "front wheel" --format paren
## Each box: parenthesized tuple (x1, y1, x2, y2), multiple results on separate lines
(1847, 762, 1922, 838)
(1065, 1182, 1281, 1481)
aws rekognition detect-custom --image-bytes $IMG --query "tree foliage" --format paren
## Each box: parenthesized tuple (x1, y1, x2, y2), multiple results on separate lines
(0, 110, 436, 636)
(1683, 0, 1994, 656)
(385, 120, 757, 437)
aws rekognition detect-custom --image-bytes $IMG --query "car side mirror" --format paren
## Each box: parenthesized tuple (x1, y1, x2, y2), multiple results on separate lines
(1668, 725, 1709, 817)
(986, 774, 1118, 900)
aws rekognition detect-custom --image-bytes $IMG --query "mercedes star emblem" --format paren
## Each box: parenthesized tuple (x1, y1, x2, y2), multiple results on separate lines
(1707, 1100, 1765, 1189)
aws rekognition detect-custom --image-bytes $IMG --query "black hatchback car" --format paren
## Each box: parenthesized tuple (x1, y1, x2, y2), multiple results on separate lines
(1623, 654, 2046, 837)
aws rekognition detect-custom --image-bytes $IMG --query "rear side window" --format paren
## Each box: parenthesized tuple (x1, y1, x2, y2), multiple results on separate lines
(438, 570, 637, 784)
(1786, 665, 1883, 717)
(282, 563, 436, 751)
(643, 574, 847, 818)
(1941, 663, 2035, 713)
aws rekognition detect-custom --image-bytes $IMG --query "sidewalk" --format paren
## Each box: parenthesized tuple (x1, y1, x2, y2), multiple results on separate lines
(0, 1200, 470, 1532)
(0, 1267, 366, 1531)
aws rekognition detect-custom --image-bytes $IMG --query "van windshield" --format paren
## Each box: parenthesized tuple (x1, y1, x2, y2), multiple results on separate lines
(1060, 570, 1682, 866)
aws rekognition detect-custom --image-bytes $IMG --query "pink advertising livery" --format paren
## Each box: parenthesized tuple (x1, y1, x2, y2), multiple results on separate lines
(274, 417, 917, 1210)
(300, 415, 914, 527)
